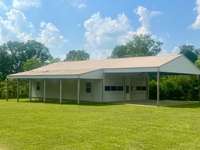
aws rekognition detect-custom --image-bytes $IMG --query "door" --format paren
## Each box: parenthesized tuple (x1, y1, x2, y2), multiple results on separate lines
(131, 76, 147, 101)
(125, 79, 131, 101)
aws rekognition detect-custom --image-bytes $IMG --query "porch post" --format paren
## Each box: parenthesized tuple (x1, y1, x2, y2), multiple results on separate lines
(123, 78, 126, 101)
(17, 79, 19, 102)
(157, 69, 160, 105)
(6, 78, 8, 101)
(29, 80, 32, 102)
(198, 75, 200, 101)
(146, 73, 149, 100)
(43, 79, 46, 103)
(59, 79, 62, 104)
(101, 75, 104, 102)
(77, 79, 80, 104)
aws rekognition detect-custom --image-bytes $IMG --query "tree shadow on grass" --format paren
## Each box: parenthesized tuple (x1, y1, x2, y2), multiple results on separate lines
(159, 100, 200, 108)
(164, 103, 200, 108)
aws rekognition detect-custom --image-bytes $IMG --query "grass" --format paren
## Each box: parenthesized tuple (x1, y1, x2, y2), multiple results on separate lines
(0, 99, 200, 150)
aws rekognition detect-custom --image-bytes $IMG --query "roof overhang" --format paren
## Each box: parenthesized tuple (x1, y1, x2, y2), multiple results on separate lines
(7, 55, 200, 79)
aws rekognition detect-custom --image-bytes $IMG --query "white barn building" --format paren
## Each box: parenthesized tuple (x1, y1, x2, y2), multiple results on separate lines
(8, 54, 200, 104)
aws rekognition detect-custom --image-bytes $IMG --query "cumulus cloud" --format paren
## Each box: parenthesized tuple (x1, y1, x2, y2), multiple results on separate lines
(0, 0, 8, 11)
(0, 2, 67, 58)
(192, 0, 200, 29)
(83, 7, 161, 58)
(37, 22, 67, 57)
(135, 6, 161, 35)
(0, 8, 34, 44)
(83, 12, 134, 58)
(65, 0, 87, 9)
(12, 0, 41, 10)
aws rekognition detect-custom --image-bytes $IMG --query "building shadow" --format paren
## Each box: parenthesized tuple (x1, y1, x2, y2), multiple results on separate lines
(23, 99, 125, 106)
(12, 99, 200, 108)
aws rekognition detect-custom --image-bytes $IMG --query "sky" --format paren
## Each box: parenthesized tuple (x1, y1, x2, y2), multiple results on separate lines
(0, 0, 200, 59)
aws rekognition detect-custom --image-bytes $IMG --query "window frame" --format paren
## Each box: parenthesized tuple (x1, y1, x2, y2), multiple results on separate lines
(36, 82, 41, 91)
(104, 85, 124, 92)
(85, 82, 92, 93)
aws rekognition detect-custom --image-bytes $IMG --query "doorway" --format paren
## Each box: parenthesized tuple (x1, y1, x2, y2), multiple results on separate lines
(125, 79, 131, 101)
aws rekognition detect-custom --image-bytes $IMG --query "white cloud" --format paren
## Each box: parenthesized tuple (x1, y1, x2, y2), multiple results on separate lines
(65, 0, 87, 9)
(0, 0, 8, 11)
(83, 12, 134, 58)
(83, 6, 161, 58)
(135, 6, 161, 35)
(192, 0, 200, 29)
(12, 0, 41, 10)
(76, 3, 86, 9)
(37, 22, 67, 57)
(0, 7, 67, 58)
(0, 9, 34, 44)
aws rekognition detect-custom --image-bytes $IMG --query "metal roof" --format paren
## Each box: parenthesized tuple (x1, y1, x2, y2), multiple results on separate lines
(8, 54, 200, 79)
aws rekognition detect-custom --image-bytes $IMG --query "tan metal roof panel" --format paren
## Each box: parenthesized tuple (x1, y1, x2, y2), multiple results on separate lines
(9, 54, 181, 77)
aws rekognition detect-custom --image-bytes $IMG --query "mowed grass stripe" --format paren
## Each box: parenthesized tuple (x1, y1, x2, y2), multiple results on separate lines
(0, 100, 199, 150)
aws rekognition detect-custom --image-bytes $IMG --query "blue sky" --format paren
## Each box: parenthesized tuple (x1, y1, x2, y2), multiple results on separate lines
(0, 0, 200, 59)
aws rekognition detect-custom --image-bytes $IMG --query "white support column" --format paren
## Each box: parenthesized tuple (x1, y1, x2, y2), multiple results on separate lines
(101, 75, 105, 102)
(59, 79, 62, 104)
(157, 70, 160, 105)
(17, 79, 19, 102)
(43, 79, 46, 103)
(29, 80, 32, 102)
(146, 73, 149, 100)
(6, 78, 8, 101)
(123, 78, 126, 101)
(77, 79, 80, 104)
(198, 75, 200, 101)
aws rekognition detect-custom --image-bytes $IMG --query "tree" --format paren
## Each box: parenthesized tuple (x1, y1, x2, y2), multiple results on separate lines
(0, 40, 52, 80)
(49, 58, 61, 64)
(22, 58, 43, 71)
(65, 50, 90, 61)
(0, 47, 13, 80)
(111, 35, 163, 58)
(179, 45, 200, 63)
(195, 57, 200, 69)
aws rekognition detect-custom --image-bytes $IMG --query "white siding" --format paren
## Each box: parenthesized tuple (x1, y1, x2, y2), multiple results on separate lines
(31, 73, 148, 102)
(103, 74, 148, 102)
(31, 79, 102, 102)
(62, 80, 77, 100)
(81, 70, 103, 79)
(32, 80, 43, 98)
(80, 80, 102, 102)
(103, 77, 125, 102)
(160, 55, 200, 75)
(131, 75, 147, 101)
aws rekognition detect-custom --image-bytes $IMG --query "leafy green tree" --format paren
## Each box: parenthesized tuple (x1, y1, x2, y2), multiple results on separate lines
(0, 47, 13, 80)
(0, 40, 52, 79)
(179, 45, 200, 63)
(195, 57, 200, 69)
(49, 58, 61, 64)
(111, 35, 163, 58)
(149, 75, 199, 101)
(65, 50, 90, 61)
(22, 58, 43, 71)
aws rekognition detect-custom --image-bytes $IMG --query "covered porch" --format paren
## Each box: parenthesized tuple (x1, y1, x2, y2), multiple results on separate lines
(6, 55, 200, 105)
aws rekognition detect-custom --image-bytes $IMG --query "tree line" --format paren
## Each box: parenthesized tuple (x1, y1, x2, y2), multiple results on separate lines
(0, 35, 200, 100)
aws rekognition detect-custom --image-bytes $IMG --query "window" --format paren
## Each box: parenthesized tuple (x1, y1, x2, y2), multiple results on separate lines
(86, 82, 92, 93)
(126, 86, 130, 93)
(111, 86, 117, 91)
(105, 86, 123, 91)
(136, 86, 146, 91)
(36, 82, 40, 91)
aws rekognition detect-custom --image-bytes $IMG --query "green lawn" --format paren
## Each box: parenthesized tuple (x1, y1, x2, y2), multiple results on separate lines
(0, 100, 200, 150)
